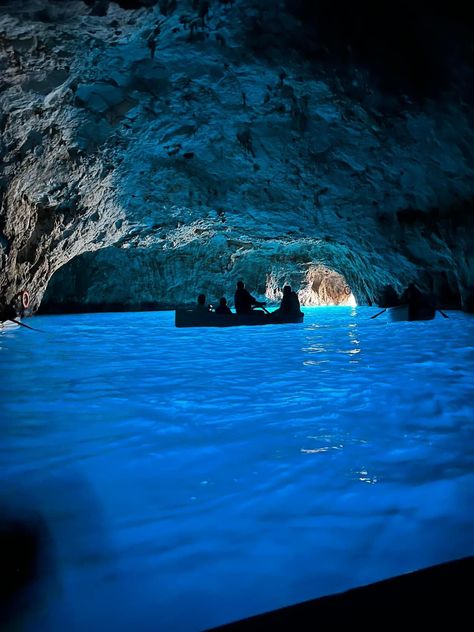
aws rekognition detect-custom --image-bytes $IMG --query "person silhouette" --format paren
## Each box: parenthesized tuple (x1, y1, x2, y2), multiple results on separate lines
(275, 285, 302, 315)
(0, 302, 17, 324)
(401, 282, 423, 305)
(400, 282, 425, 319)
(215, 297, 232, 315)
(379, 284, 400, 308)
(194, 294, 211, 313)
(234, 281, 265, 314)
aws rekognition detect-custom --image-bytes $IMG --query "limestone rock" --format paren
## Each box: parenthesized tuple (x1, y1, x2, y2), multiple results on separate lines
(0, 0, 473, 313)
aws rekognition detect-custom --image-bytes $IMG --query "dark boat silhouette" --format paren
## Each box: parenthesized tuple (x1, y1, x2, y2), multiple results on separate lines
(175, 309, 304, 328)
(387, 304, 436, 321)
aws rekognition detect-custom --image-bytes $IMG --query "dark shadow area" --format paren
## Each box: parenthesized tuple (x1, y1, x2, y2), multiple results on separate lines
(377, 275, 462, 312)
(0, 505, 56, 628)
(82, 0, 159, 10)
(209, 556, 473, 630)
(0, 472, 114, 629)
(288, 0, 474, 101)
(244, 0, 474, 104)
(38, 300, 178, 314)
(396, 196, 474, 234)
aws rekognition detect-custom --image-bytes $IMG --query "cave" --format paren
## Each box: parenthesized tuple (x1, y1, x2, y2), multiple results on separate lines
(1, 0, 474, 312)
(1, 1, 473, 630)
(41, 249, 357, 312)
(300, 265, 355, 306)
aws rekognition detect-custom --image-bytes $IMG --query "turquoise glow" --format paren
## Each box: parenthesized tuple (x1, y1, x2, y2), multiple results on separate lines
(1, 307, 473, 630)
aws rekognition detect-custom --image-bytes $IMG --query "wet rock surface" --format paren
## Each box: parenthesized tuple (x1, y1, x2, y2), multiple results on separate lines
(1, 0, 473, 311)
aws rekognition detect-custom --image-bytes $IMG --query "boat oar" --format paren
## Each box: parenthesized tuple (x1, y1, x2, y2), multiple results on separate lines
(10, 318, 43, 332)
(437, 309, 449, 319)
(254, 302, 270, 315)
(370, 308, 387, 319)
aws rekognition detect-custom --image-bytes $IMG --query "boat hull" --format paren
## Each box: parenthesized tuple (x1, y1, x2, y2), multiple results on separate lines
(0, 319, 20, 330)
(387, 305, 436, 322)
(175, 309, 304, 328)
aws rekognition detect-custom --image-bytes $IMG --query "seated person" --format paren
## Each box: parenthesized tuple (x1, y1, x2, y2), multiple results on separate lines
(275, 285, 302, 315)
(194, 293, 211, 313)
(378, 284, 400, 308)
(215, 297, 232, 315)
(234, 280, 265, 314)
(400, 282, 424, 307)
(400, 283, 431, 315)
(0, 301, 17, 324)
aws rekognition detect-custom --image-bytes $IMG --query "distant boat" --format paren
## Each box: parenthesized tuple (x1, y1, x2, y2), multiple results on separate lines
(0, 319, 20, 330)
(387, 304, 436, 322)
(175, 309, 304, 328)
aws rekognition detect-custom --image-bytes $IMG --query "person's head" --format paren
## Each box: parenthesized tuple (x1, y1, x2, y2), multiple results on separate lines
(219, 297, 227, 306)
(237, 280, 244, 289)
(283, 285, 292, 295)
(197, 294, 206, 305)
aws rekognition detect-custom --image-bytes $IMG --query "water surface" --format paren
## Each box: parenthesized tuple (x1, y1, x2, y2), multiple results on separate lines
(1, 307, 473, 630)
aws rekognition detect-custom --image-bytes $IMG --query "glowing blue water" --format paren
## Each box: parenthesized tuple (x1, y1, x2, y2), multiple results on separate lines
(1, 307, 474, 631)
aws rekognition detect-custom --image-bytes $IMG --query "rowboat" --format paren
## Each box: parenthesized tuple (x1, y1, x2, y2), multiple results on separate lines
(0, 319, 20, 330)
(175, 309, 304, 328)
(387, 304, 436, 322)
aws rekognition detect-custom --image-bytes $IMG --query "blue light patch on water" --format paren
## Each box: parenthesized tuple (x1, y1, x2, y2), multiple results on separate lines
(1, 307, 473, 630)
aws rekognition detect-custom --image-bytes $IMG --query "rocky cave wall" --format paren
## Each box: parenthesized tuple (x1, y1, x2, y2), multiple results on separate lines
(1, 0, 474, 313)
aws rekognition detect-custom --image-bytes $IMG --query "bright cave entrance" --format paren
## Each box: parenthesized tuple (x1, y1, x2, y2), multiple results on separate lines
(299, 265, 356, 307)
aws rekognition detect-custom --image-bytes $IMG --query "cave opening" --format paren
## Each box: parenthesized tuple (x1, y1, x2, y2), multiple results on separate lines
(298, 265, 356, 307)
(41, 254, 358, 312)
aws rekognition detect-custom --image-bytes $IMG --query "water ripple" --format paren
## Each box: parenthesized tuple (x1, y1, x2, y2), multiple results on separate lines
(0, 307, 473, 630)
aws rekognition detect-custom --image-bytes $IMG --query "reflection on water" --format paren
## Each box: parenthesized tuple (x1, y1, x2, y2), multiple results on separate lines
(0, 307, 474, 630)
(302, 309, 361, 366)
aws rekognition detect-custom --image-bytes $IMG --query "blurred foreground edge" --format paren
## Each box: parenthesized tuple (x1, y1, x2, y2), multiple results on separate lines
(208, 556, 473, 630)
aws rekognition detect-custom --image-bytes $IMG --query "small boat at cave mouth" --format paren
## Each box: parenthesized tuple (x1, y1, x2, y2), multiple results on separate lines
(387, 304, 436, 322)
(0, 319, 20, 331)
(175, 309, 304, 328)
